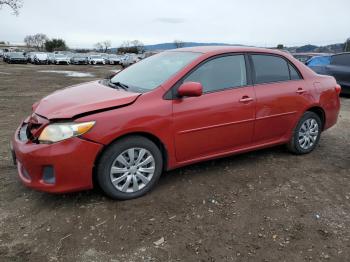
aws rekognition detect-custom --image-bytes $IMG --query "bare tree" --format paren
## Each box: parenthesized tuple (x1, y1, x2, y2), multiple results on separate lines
(94, 42, 103, 52)
(173, 40, 185, 48)
(0, 0, 23, 15)
(24, 33, 48, 50)
(24, 35, 34, 48)
(102, 40, 111, 53)
(118, 40, 145, 54)
(131, 40, 145, 53)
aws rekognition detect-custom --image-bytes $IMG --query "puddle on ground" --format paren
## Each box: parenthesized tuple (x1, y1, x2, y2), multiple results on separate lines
(39, 70, 95, 77)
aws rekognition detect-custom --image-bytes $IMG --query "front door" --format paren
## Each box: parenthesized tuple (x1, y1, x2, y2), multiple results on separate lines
(172, 54, 256, 162)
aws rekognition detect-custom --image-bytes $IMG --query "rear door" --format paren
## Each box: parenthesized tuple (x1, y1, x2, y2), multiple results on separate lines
(172, 54, 256, 162)
(250, 54, 310, 144)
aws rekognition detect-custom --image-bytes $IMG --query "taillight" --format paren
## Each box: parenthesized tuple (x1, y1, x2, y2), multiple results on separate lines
(335, 84, 341, 95)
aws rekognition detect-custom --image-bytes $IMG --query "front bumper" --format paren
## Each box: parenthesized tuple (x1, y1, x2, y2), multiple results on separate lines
(55, 60, 70, 64)
(11, 123, 103, 193)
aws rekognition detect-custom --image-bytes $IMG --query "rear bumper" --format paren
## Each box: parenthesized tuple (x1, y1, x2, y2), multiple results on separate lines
(11, 124, 103, 193)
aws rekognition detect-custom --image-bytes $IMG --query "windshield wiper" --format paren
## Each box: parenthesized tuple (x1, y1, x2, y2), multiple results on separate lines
(104, 79, 129, 91)
(111, 81, 129, 90)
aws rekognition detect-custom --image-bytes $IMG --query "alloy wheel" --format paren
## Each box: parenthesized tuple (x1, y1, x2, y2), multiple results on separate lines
(298, 118, 319, 150)
(109, 148, 155, 193)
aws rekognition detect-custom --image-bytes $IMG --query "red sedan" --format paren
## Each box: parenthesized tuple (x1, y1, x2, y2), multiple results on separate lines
(11, 46, 341, 200)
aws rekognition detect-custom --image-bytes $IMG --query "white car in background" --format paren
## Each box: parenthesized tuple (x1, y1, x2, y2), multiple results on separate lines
(108, 54, 122, 65)
(120, 54, 140, 67)
(34, 53, 48, 64)
(53, 54, 71, 64)
(47, 53, 55, 64)
(88, 55, 105, 65)
(28, 52, 39, 63)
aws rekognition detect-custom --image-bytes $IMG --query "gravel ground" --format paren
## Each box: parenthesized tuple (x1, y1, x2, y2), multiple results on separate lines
(0, 61, 349, 262)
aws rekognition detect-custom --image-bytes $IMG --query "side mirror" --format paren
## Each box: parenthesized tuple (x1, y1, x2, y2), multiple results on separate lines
(177, 82, 203, 98)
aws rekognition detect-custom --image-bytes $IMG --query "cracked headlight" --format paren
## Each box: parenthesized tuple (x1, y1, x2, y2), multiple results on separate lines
(38, 121, 95, 143)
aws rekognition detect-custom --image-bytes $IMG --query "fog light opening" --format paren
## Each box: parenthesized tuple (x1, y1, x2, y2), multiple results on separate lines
(42, 166, 56, 184)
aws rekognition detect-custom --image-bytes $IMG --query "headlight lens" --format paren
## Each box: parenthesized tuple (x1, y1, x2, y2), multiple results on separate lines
(38, 121, 95, 143)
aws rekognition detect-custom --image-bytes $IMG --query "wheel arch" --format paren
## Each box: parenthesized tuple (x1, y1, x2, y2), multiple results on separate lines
(305, 106, 326, 130)
(92, 132, 169, 188)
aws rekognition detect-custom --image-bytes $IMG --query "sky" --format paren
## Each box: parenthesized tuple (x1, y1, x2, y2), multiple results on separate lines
(0, 0, 349, 48)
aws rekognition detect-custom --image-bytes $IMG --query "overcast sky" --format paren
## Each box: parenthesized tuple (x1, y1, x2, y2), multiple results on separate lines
(0, 0, 349, 48)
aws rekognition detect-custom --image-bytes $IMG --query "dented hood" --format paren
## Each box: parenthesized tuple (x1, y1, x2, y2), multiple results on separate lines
(34, 80, 141, 119)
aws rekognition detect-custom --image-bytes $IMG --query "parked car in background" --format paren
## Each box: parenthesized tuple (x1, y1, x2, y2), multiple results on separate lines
(71, 55, 88, 65)
(88, 54, 105, 65)
(47, 53, 55, 64)
(292, 53, 332, 64)
(108, 54, 122, 65)
(11, 46, 341, 200)
(28, 52, 39, 63)
(54, 54, 71, 65)
(34, 53, 48, 64)
(0, 49, 4, 58)
(307, 53, 350, 95)
(120, 54, 139, 67)
(305, 55, 331, 75)
(4, 52, 27, 64)
(101, 54, 110, 64)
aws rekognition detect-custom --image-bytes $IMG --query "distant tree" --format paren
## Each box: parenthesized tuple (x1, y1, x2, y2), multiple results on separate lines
(102, 40, 111, 53)
(344, 38, 350, 52)
(94, 42, 103, 52)
(276, 44, 284, 49)
(24, 33, 48, 50)
(174, 40, 185, 48)
(74, 48, 91, 53)
(117, 40, 145, 54)
(45, 38, 68, 52)
(131, 40, 145, 53)
(0, 0, 23, 15)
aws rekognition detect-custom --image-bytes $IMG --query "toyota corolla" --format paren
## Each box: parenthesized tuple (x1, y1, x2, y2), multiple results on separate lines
(11, 46, 341, 200)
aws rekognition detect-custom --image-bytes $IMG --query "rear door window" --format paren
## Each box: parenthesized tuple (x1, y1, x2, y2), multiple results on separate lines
(251, 55, 290, 84)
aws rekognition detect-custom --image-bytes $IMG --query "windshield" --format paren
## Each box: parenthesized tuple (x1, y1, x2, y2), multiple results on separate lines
(10, 53, 24, 58)
(111, 51, 200, 91)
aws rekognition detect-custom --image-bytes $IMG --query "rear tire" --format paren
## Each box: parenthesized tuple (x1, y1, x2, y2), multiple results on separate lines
(287, 111, 322, 154)
(97, 136, 163, 200)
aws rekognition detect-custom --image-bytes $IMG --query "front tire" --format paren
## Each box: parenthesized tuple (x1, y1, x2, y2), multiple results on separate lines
(287, 111, 322, 154)
(97, 136, 163, 200)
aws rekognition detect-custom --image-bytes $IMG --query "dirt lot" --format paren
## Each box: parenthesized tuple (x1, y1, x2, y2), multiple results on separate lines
(0, 61, 349, 262)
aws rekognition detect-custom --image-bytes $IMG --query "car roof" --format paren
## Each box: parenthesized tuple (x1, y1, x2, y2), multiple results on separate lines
(169, 45, 291, 56)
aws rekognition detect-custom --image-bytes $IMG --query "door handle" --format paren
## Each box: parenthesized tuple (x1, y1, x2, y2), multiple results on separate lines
(296, 88, 306, 94)
(239, 96, 254, 103)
